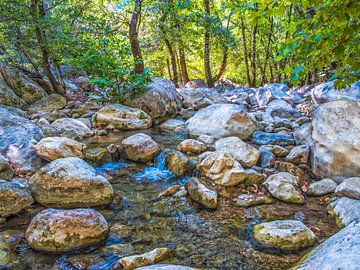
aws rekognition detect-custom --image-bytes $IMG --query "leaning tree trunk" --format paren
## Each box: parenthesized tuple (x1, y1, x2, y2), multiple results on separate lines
(129, 0, 145, 74)
(179, 47, 189, 84)
(214, 16, 231, 82)
(30, 0, 64, 95)
(203, 0, 214, 87)
(164, 37, 179, 86)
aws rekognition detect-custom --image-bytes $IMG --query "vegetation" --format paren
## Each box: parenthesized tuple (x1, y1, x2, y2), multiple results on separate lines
(0, 0, 359, 100)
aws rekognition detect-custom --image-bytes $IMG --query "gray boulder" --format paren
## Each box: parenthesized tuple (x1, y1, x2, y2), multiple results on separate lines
(51, 118, 93, 139)
(329, 197, 360, 227)
(335, 177, 360, 200)
(307, 179, 337, 196)
(0, 154, 14, 180)
(187, 177, 217, 209)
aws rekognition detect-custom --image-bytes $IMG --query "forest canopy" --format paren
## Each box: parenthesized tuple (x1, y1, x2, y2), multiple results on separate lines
(0, 0, 359, 100)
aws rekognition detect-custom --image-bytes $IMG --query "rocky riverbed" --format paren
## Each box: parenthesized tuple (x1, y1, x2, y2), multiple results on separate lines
(0, 71, 360, 269)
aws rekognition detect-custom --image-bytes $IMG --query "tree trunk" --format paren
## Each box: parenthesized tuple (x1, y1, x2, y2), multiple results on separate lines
(129, 0, 144, 74)
(175, 51, 182, 84)
(240, 16, 251, 86)
(166, 58, 172, 81)
(250, 23, 258, 87)
(179, 47, 189, 83)
(261, 16, 274, 85)
(214, 16, 231, 82)
(30, 0, 63, 95)
(164, 37, 178, 86)
(203, 0, 213, 87)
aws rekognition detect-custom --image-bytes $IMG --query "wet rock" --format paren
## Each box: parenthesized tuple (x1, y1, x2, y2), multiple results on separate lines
(261, 145, 289, 157)
(136, 265, 197, 270)
(0, 107, 44, 173)
(186, 104, 258, 139)
(198, 151, 247, 186)
(311, 80, 360, 104)
(307, 179, 337, 196)
(84, 146, 108, 167)
(275, 161, 306, 177)
(25, 208, 108, 252)
(234, 194, 272, 207)
(160, 119, 185, 132)
(0, 154, 13, 180)
(311, 101, 360, 181)
(179, 87, 227, 109)
(124, 77, 182, 124)
(177, 139, 207, 155)
(157, 185, 180, 199)
(253, 220, 316, 251)
(285, 145, 310, 165)
(110, 224, 133, 239)
(0, 78, 25, 107)
(263, 172, 304, 204)
(252, 131, 295, 146)
(265, 99, 302, 121)
(214, 137, 260, 167)
(296, 221, 360, 270)
(258, 147, 275, 168)
(94, 104, 152, 130)
(0, 181, 34, 217)
(328, 197, 360, 227)
(35, 137, 85, 161)
(122, 133, 161, 163)
(0, 235, 11, 266)
(335, 177, 360, 200)
(185, 78, 207, 88)
(113, 247, 170, 270)
(166, 151, 189, 176)
(29, 157, 114, 208)
(28, 94, 66, 113)
(187, 177, 217, 209)
(51, 118, 93, 139)
(197, 135, 215, 148)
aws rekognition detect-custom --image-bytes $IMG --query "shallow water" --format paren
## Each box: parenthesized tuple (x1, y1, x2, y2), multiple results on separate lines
(1, 128, 338, 270)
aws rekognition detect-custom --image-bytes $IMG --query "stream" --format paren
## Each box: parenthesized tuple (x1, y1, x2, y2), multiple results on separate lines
(1, 128, 338, 270)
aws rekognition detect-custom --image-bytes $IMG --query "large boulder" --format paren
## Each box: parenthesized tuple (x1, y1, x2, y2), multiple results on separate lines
(296, 221, 360, 270)
(214, 137, 260, 167)
(0, 79, 25, 107)
(35, 137, 85, 161)
(0, 181, 34, 218)
(51, 118, 93, 139)
(253, 220, 317, 251)
(94, 104, 152, 130)
(185, 78, 207, 88)
(307, 178, 337, 196)
(311, 80, 360, 105)
(0, 64, 47, 104)
(329, 197, 360, 227)
(28, 157, 114, 208)
(335, 177, 360, 200)
(25, 208, 108, 252)
(0, 154, 14, 180)
(122, 133, 161, 163)
(187, 177, 217, 209)
(28, 94, 66, 113)
(0, 107, 44, 173)
(186, 104, 258, 139)
(263, 172, 304, 204)
(311, 101, 360, 181)
(178, 88, 227, 109)
(124, 77, 182, 124)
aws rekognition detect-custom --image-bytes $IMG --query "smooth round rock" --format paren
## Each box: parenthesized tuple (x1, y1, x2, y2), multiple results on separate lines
(136, 265, 197, 270)
(122, 133, 161, 163)
(253, 220, 317, 251)
(307, 178, 337, 196)
(177, 139, 207, 155)
(25, 208, 109, 252)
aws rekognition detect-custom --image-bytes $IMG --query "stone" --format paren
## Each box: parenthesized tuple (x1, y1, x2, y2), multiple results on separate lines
(0, 78, 25, 107)
(265, 99, 302, 121)
(328, 197, 360, 227)
(28, 94, 66, 113)
(157, 185, 180, 198)
(185, 78, 207, 88)
(25, 208, 108, 252)
(0, 107, 44, 173)
(122, 133, 161, 163)
(294, 123, 312, 146)
(187, 177, 217, 209)
(261, 145, 289, 157)
(179, 87, 227, 109)
(84, 146, 108, 167)
(275, 161, 306, 178)
(124, 77, 182, 124)
(94, 104, 152, 130)
(252, 131, 295, 146)
(258, 147, 275, 168)
(35, 137, 85, 161)
(177, 139, 207, 155)
(198, 151, 247, 186)
(166, 151, 189, 176)
(135, 265, 197, 270)
(285, 145, 310, 165)
(214, 137, 260, 167)
(159, 119, 185, 132)
(113, 248, 170, 270)
(335, 177, 360, 200)
(51, 118, 93, 139)
(311, 80, 360, 104)
(253, 220, 317, 251)
(0, 181, 34, 217)
(311, 101, 360, 181)
(0, 235, 11, 266)
(234, 194, 272, 207)
(307, 179, 337, 196)
(28, 157, 114, 208)
(263, 172, 304, 204)
(296, 221, 360, 270)
(0, 154, 13, 180)
(186, 104, 258, 139)
(197, 135, 215, 148)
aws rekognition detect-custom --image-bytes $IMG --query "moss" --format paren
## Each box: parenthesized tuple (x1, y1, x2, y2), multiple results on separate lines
(139, 112, 147, 120)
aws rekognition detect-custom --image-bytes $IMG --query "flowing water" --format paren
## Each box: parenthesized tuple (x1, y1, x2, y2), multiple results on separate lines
(1, 128, 338, 270)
